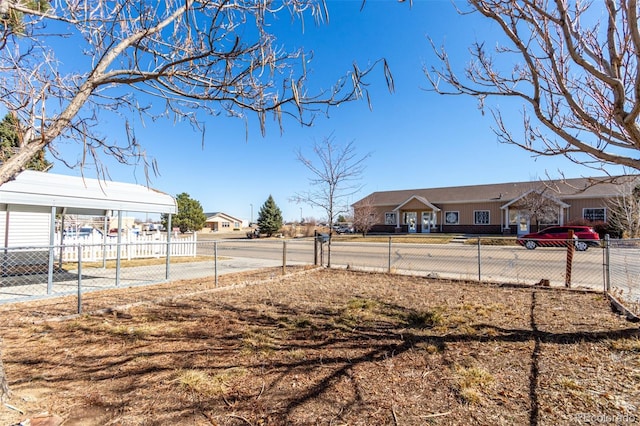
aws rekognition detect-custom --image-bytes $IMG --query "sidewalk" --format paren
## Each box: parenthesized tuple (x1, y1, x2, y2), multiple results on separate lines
(0, 257, 296, 304)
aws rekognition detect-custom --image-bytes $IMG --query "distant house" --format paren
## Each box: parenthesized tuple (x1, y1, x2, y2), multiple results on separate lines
(204, 212, 244, 232)
(352, 175, 640, 236)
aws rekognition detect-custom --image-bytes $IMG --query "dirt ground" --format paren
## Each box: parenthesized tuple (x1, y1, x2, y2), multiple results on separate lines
(0, 267, 638, 425)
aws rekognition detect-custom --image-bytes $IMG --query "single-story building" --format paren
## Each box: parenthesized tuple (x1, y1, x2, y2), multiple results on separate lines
(204, 212, 244, 232)
(352, 175, 640, 235)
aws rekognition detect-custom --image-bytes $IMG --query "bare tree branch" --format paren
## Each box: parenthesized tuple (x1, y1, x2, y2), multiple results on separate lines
(425, 0, 640, 172)
(607, 176, 640, 237)
(0, 0, 392, 184)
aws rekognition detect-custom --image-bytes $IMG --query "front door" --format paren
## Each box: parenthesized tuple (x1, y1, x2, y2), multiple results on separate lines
(405, 212, 417, 233)
(517, 214, 530, 236)
(422, 212, 434, 233)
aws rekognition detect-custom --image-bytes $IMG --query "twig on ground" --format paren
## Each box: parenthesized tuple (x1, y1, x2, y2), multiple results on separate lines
(256, 381, 265, 400)
(421, 411, 452, 418)
(3, 403, 24, 414)
(222, 394, 233, 407)
(391, 406, 399, 425)
(227, 414, 253, 425)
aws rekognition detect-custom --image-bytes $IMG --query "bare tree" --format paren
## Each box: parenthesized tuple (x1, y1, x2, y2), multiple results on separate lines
(0, 0, 392, 185)
(607, 177, 640, 238)
(426, 1, 640, 172)
(511, 189, 562, 232)
(352, 195, 377, 236)
(292, 135, 369, 267)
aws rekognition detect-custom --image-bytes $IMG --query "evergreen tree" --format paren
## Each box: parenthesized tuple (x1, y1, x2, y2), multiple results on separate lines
(0, 113, 51, 171)
(161, 193, 206, 233)
(257, 195, 283, 237)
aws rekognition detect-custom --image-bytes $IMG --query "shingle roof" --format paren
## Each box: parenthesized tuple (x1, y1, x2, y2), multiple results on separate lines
(355, 175, 640, 207)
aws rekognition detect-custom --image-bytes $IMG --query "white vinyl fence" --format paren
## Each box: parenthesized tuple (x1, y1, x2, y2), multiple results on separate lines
(54, 232, 197, 262)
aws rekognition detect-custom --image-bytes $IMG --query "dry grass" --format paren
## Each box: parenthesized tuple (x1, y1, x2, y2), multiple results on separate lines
(0, 268, 637, 425)
(62, 255, 220, 270)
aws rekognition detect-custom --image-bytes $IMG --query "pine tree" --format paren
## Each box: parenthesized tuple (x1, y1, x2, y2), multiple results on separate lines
(161, 193, 206, 233)
(257, 195, 283, 237)
(0, 113, 51, 171)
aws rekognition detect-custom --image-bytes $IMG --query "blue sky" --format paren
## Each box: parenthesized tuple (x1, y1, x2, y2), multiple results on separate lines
(49, 1, 627, 223)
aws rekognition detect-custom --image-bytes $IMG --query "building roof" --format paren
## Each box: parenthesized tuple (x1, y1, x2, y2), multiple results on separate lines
(355, 175, 640, 207)
(205, 212, 242, 223)
(0, 170, 177, 215)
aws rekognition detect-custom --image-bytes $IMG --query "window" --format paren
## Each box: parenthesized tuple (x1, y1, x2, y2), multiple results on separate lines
(222, 221, 230, 228)
(509, 210, 518, 225)
(583, 208, 606, 222)
(474, 210, 490, 225)
(384, 212, 396, 225)
(445, 211, 459, 225)
(234, 222, 240, 228)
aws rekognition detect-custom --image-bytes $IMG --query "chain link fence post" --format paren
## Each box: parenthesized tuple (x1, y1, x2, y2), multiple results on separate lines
(477, 237, 482, 282)
(604, 234, 610, 292)
(165, 216, 172, 282)
(282, 240, 287, 275)
(214, 241, 218, 288)
(77, 245, 83, 314)
(388, 236, 392, 273)
(313, 231, 320, 266)
(565, 230, 575, 287)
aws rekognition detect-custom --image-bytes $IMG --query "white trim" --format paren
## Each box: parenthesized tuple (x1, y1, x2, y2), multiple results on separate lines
(392, 195, 441, 212)
(500, 189, 570, 210)
(0, 170, 177, 214)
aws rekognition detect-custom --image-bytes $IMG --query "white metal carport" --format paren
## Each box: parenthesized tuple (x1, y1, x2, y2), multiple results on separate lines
(0, 170, 177, 292)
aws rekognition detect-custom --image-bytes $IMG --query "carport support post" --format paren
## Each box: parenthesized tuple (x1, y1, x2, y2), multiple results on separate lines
(165, 214, 172, 281)
(58, 213, 65, 271)
(102, 216, 108, 269)
(47, 206, 56, 294)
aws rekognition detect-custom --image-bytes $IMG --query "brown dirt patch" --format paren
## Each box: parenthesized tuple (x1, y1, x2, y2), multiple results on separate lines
(0, 268, 638, 425)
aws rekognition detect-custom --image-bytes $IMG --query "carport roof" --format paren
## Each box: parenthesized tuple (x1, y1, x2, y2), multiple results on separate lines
(0, 170, 177, 215)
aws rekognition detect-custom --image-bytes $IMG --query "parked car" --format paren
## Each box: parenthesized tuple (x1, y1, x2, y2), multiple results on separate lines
(335, 225, 354, 234)
(246, 228, 261, 239)
(516, 225, 600, 251)
(63, 227, 97, 238)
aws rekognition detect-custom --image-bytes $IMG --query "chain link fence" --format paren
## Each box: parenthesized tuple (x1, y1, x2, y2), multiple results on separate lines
(1, 236, 638, 315)
(325, 236, 639, 313)
(326, 238, 605, 288)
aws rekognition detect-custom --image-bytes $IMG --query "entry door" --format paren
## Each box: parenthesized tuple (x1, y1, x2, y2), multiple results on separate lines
(517, 214, 530, 236)
(405, 212, 417, 233)
(422, 212, 434, 233)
